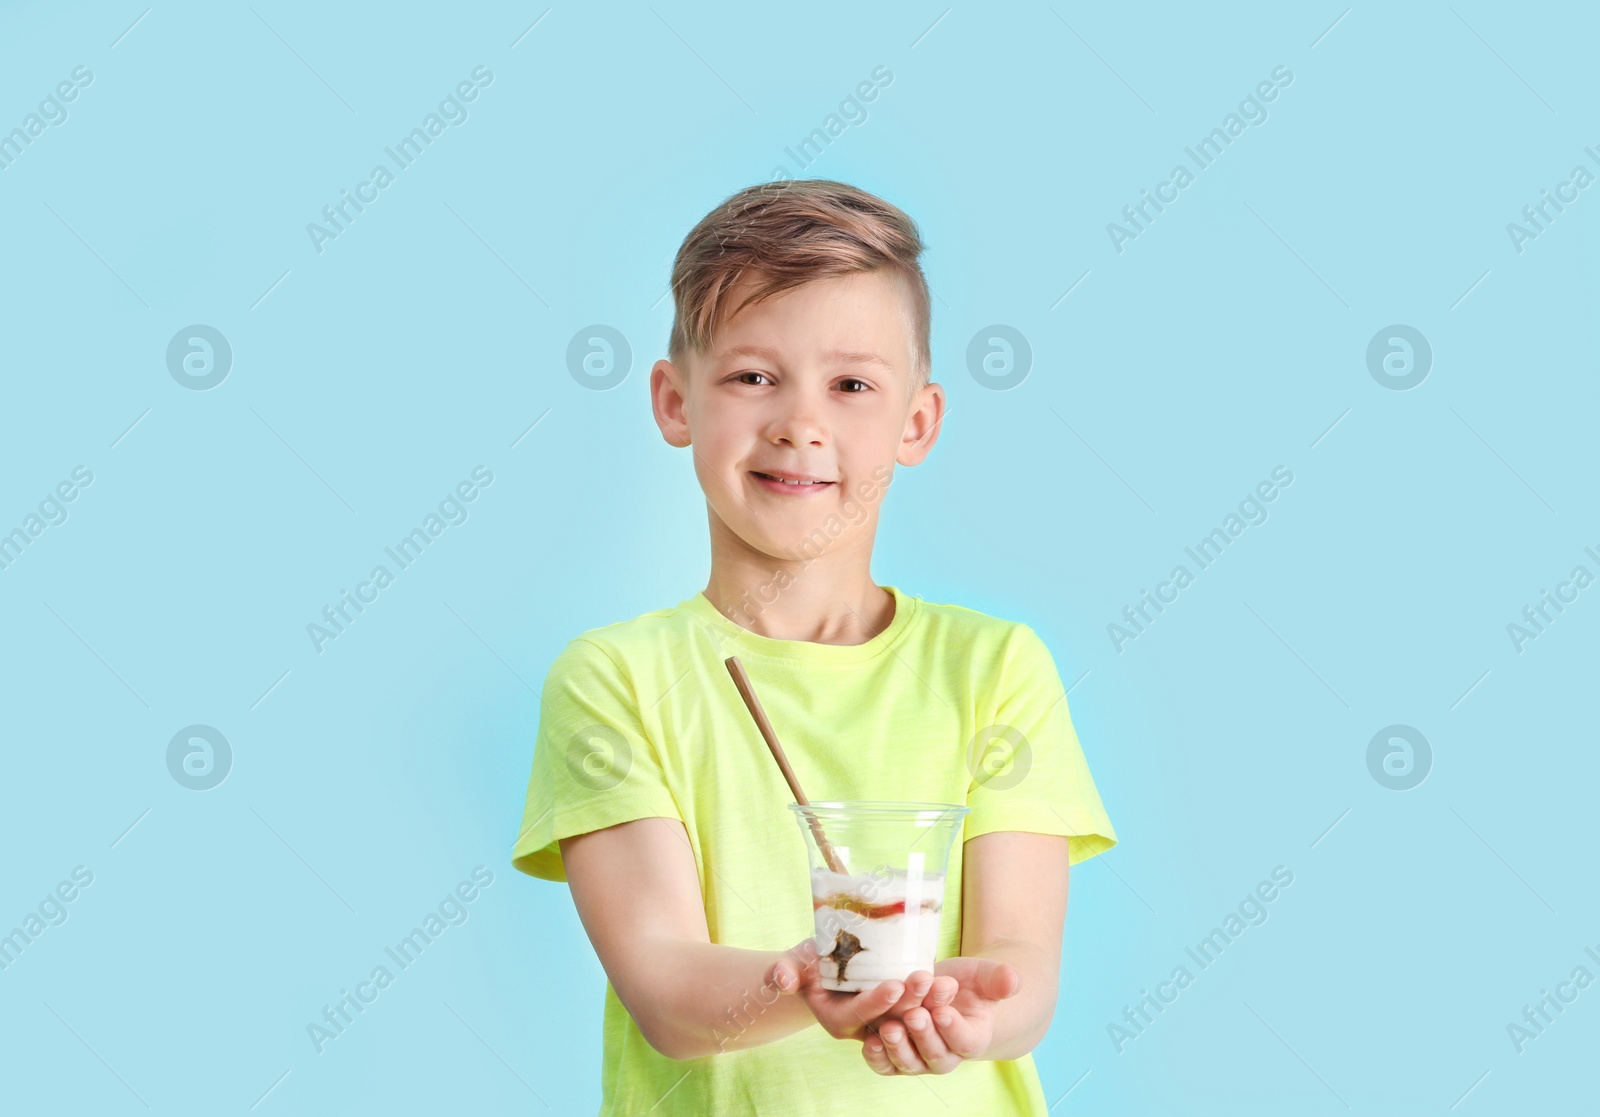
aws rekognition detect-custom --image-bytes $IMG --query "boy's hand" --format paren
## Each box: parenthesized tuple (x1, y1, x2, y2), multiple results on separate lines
(766, 937, 959, 1044)
(861, 956, 1020, 1075)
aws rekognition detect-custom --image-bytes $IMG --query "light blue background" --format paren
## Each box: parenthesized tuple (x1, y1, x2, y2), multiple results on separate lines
(1, 2, 1595, 1113)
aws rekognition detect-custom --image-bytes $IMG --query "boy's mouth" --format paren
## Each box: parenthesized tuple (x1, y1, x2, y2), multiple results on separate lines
(750, 471, 835, 492)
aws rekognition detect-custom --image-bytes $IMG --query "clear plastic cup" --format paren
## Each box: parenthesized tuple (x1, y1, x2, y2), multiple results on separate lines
(787, 800, 970, 993)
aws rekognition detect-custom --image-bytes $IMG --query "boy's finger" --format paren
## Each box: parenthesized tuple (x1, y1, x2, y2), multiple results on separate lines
(978, 960, 1020, 1002)
(769, 955, 808, 993)
(928, 1005, 984, 1059)
(904, 1007, 959, 1073)
(884, 970, 934, 1017)
(808, 979, 903, 1035)
(862, 1035, 897, 1076)
(771, 938, 825, 993)
(925, 975, 958, 1006)
(877, 1019, 929, 1074)
(851, 979, 905, 1025)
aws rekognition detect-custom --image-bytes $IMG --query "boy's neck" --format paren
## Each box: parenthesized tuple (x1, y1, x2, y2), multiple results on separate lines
(702, 559, 895, 646)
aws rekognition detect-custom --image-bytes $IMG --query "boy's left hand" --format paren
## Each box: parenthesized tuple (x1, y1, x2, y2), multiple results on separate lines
(862, 956, 1019, 1076)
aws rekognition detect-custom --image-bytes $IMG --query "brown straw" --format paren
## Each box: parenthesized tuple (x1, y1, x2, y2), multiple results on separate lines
(724, 655, 848, 875)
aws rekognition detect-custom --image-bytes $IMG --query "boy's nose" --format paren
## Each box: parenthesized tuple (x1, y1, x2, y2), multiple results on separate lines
(770, 406, 827, 447)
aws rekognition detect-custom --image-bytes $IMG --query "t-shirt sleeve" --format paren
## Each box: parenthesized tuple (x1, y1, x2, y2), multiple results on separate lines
(963, 624, 1118, 865)
(510, 637, 683, 882)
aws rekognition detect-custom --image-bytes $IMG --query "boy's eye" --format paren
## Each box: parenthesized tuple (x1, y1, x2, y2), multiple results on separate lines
(730, 372, 871, 391)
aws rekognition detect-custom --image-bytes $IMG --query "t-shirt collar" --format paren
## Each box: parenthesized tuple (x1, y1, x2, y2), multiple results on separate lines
(684, 583, 918, 664)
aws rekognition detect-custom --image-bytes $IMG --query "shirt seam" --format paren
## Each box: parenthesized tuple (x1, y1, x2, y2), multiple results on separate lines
(570, 636, 690, 828)
(689, 586, 923, 663)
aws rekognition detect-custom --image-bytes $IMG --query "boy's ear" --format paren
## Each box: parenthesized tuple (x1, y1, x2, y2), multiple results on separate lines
(897, 380, 946, 466)
(650, 359, 692, 447)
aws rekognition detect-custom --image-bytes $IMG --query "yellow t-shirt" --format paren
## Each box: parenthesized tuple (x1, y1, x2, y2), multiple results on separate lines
(511, 584, 1117, 1116)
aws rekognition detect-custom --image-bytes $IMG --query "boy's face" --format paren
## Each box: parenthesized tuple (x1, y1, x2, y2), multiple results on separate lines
(650, 269, 945, 564)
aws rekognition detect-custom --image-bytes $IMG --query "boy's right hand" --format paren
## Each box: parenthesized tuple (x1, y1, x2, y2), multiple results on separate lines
(766, 936, 959, 1044)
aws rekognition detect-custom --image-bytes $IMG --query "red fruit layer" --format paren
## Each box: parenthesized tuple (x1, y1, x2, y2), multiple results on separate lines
(813, 895, 941, 919)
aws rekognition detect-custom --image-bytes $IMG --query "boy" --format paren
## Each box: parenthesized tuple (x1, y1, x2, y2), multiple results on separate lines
(511, 179, 1117, 1114)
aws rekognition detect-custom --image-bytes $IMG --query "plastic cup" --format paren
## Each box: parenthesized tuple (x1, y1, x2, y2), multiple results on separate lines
(787, 800, 970, 993)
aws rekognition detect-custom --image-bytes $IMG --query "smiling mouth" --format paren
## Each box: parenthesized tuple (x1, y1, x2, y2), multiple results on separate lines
(751, 472, 834, 487)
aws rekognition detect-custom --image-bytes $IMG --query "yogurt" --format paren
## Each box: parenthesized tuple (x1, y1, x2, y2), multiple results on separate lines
(810, 866, 945, 992)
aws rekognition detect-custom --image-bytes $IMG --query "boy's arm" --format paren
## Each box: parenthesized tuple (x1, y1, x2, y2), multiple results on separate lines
(560, 816, 930, 1060)
(869, 628, 1110, 1074)
(867, 830, 1068, 1072)
(560, 816, 809, 1059)
(957, 829, 1069, 1060)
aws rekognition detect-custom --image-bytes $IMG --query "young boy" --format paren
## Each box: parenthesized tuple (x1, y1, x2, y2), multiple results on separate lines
(511, 179, 1117, 1114)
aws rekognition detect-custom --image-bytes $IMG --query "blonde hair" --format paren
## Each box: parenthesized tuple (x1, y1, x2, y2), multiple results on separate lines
(667, 179, 932, 392)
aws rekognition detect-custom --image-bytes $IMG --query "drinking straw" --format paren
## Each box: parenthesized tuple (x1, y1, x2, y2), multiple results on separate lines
(723, 655, 848, 875)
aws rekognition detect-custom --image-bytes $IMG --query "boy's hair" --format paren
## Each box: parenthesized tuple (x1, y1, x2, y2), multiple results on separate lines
(667, 179, 932, 394)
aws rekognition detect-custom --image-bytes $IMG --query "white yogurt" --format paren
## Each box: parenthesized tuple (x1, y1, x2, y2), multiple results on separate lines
(810, 866, 945, 992)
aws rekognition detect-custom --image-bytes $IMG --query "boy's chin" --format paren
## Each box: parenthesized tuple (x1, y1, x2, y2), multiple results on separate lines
(727, 522, 832, 562)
